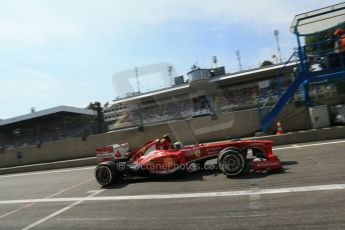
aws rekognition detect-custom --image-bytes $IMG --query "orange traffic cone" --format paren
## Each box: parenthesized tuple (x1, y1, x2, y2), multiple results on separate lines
(276, 120, 285, 135)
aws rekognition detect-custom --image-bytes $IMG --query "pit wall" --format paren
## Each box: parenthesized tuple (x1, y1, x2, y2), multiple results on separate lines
(0, 104, 311, 168)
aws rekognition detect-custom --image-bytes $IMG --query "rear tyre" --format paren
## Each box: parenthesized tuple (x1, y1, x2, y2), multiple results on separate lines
(218, 149, 246, 176)
(95, 162, 121, 186)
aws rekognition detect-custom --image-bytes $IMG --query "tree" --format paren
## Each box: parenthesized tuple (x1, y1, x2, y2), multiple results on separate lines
(261, 60, 273, 67)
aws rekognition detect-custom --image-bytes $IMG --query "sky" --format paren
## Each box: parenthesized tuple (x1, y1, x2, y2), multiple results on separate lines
(0, 0, 343, 119)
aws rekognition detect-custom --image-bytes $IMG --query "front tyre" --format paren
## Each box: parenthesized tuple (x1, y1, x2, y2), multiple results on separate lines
(218, 149, 246, 176)
(95, 162, 121, 186)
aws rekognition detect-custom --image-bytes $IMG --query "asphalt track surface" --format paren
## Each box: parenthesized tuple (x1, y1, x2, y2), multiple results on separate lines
(0, 139, 345, 230)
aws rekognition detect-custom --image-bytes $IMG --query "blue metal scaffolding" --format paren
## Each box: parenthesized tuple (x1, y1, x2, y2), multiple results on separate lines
(260, 3, 345, 133)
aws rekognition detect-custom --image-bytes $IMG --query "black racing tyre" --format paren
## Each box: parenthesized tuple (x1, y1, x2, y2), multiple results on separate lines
(218, 149, 246, 176)
(95, 162, 121, 186)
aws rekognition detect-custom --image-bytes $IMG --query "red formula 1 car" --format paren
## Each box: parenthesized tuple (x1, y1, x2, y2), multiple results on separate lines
(95, 137, 282, 186)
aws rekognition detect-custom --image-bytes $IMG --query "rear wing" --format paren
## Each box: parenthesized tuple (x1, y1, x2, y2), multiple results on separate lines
(96, 143, 129, 163)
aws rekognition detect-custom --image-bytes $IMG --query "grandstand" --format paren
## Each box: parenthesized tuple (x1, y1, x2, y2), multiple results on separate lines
(104, 60, 344, 132)
(105, 63, 291, 130)
(103, 103, 128, 131)
(0, 106, 97, 149)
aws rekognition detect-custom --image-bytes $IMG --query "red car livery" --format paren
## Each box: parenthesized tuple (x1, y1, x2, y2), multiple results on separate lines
(95, 137, 282, 186)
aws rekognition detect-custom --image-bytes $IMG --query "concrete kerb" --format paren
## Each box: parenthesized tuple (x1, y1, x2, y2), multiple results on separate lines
(1, 126, 344, 175)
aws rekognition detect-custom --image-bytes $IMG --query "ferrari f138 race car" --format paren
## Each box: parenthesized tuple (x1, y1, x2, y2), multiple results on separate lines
(95, 135, 282, 186)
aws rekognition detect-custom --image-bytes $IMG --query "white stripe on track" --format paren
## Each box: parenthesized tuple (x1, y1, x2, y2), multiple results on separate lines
(0, 166, 95, 178)
(273, 140, 345, 151)
(1, 183, 344, 204)
(0, 178, 93, 219)
(21, 190, 104, 230)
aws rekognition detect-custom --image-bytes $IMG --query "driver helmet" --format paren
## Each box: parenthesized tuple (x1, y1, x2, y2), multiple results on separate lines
(173, 141, 184, 149)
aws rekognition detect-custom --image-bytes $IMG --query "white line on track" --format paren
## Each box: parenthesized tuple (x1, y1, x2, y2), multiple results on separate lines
(21, 190, 104, 230)
(55, 215, 257, 221)
(273, 139, 345, 151)
(0, 166, 95, 178)
(1, 183, 344, 204)
(0, 178, 94, 219)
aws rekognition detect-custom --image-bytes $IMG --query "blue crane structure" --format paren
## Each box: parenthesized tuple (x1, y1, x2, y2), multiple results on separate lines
(259, 3, 345, 133)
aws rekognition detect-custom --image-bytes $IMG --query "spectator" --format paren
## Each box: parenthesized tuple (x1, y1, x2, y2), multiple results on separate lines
(334, 28, 345, 54)
(329, 28, 345, 68)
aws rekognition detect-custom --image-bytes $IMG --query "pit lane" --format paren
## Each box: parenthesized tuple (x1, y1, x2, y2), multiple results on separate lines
(1, 139, 345, 230)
